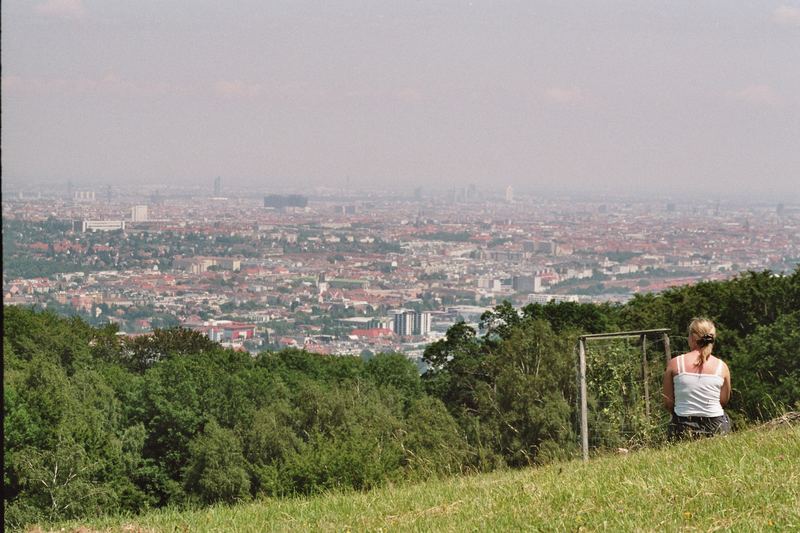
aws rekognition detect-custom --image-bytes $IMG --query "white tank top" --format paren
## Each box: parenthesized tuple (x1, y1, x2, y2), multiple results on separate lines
(673, 354, 725, 417)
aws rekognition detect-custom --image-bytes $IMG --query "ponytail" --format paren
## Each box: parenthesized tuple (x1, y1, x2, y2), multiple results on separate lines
(696, 333, 715, 363)
(688, 318, 716, 365)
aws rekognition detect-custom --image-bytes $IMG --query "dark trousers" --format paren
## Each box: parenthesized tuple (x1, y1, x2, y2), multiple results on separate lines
(669, 413, 730, 441)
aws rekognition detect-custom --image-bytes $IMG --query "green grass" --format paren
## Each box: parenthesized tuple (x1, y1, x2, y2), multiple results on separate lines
(41, 425, 799, 532)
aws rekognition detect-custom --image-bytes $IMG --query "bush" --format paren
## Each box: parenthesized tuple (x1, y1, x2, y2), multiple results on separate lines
(184, 421, 251, 504)
(730, 311, 800, 419)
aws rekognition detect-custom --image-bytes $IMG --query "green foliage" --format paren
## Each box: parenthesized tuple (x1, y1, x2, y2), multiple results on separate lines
(402, 397, 469, 477)
(584, 341, 667, 449)
(184, 421, 251, 504)
(365, 353, 423, 400)
(279, 386, 406, 494)
(730, 311, 800, 419)
(490, 321, 577, 465)
(45, 426, 800, 532)
(424, 311, 579, 468)
(4, 306, 94, 374)
(239, 402, 300, 496)
(5, 268, 800, 529)
(6, 439, 113, 527)
(423, 321, 485, 414)
(120, 327, 219, 373)
(521, 300, 619, 334)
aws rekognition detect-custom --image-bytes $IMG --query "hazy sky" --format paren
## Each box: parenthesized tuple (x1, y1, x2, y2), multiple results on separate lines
(2, 1, 799, 198)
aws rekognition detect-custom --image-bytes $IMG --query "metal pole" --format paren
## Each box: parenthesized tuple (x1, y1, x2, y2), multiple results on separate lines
(579, 338, 589, 461)
(641, 334, 650, 418)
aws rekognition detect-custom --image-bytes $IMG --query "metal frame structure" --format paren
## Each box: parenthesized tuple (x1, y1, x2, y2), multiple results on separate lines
(577, 328, 671, 461)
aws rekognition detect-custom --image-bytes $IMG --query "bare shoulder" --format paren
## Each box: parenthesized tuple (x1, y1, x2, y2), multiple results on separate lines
(714, 356, 730, 374)
(665, 355, 678, 374)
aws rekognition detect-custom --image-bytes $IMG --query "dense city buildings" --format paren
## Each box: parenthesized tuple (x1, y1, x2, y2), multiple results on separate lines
(3, 183, 799, 359)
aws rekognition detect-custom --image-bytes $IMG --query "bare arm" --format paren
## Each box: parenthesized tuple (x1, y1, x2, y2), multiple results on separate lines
(720, 361, 731, 407)
(662, 358, 676, 412)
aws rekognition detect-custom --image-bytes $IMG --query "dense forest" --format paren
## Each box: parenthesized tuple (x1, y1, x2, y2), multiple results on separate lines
(4, 268, 799, 529)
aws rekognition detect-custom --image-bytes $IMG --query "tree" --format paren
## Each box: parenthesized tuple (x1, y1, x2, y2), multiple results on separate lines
(730, 311, 800, 420)
(240, 402, 300, 496)
(402, 397, 468, 477)
(6, 439, 112, 527)
(365, 353, 423, 401)
(488, 320, 577, 465)
(423, 322, 486, 413)
(121, 327, 218, 373)
(184, 420, 250, 504)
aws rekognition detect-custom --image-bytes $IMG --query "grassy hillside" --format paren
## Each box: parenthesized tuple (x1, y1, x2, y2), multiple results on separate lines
(41, 424, 799, 532)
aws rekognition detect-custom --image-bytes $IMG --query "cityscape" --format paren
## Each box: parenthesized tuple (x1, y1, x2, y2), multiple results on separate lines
(4, 1, 800, 528)
(4, 180, 798, 361)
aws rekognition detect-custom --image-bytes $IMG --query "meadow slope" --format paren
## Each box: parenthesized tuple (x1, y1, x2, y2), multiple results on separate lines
(43, 424, 799, 532)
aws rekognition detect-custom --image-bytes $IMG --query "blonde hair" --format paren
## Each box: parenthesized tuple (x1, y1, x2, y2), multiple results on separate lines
(688, 317, 716, 364)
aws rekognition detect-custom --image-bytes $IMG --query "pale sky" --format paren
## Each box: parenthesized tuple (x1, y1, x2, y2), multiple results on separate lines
(2, 1, 799, 199)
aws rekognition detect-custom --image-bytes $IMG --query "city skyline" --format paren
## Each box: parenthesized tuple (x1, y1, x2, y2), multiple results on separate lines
(2, 1, 800, 200)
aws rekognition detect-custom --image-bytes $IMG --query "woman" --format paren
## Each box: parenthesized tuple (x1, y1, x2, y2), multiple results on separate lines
(662, 318, 731, 439)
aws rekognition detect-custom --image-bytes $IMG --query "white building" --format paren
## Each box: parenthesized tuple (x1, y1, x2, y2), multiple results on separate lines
(82, 220, 125, 232)
(413, 311, 432, 336)
(526, 293, 580, 305)
(390, 309, 431, 336)
(73, 190, 96, 202)
(131, 205, 149, 222)
(391, 309, 414, 336)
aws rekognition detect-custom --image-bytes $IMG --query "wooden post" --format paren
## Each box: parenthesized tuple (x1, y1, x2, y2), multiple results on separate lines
(579, 338, 589, 461)
(641, 334, 650, 418)
(662, 332, 671, 365)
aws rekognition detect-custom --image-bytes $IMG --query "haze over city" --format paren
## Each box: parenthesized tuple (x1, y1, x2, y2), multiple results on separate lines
(2, 1, 799, 200)
(4, 3, 800, 530)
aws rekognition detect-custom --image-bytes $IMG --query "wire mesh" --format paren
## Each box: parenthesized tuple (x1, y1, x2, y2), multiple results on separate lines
(577, 334, 685, 454)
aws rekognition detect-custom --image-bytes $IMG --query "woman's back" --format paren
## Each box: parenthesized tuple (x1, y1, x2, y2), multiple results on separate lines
(673, 353, 725, 417)
(663, 318, 731, 439)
